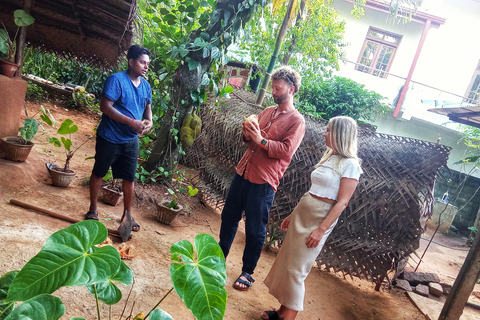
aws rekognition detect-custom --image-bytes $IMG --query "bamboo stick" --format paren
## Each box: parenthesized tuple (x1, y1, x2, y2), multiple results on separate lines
(9, 199, 122, 238)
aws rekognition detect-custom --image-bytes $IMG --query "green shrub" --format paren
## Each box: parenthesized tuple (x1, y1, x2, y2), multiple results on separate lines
(26, 83, 49, 102)
(298, 76, 390, 122)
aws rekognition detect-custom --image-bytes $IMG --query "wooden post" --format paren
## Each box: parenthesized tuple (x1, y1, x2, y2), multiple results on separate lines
(438, 226, 480, 319)
(14, 0, 34, 78)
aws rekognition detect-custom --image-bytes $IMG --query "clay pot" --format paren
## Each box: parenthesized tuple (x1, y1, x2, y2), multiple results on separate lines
(102, 186, 123, 206)
(46, 163, 75, 187)
(157, 200, 183, 225)
(2, 137, 34, 162)
(0, 58, 19, 78)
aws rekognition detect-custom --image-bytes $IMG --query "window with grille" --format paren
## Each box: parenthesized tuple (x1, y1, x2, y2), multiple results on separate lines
(356, 27, 402, 79)
(465, 60, 480, 104)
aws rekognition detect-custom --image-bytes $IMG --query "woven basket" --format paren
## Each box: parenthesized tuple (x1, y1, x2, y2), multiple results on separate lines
(157, 200, 183, 225)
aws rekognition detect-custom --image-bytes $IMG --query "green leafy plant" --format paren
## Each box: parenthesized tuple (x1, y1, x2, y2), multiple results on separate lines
(26, 83, 49, 102)
(0, 221, 226, 320)
(17, 118, 38, 144)
(0, 9, 34, 61)
(41, 106, 92, 171)
(298, 76, 390, 123)
(0, 220, 132, 320)
(136, 165, 169, 185)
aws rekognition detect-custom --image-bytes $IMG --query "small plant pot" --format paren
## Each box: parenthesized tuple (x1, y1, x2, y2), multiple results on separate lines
(47, 164, 75, 188)
(2, 137, 34, 162)
(157, 200, 183, 225)
(102, 186, 123, 206)
(0, 58, 19, 78)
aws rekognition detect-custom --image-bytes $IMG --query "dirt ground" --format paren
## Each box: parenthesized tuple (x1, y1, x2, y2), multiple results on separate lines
(1, 101, 480, 320)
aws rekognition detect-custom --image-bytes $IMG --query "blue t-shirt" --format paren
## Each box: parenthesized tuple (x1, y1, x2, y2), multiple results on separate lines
(97, 71, 152, 144)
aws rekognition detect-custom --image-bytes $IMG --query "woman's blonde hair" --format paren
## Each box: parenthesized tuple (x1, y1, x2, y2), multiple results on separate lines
(316, 116, 360, 167)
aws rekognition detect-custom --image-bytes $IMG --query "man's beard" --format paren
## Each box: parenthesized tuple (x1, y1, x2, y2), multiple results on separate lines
(273, 93, 288, 104)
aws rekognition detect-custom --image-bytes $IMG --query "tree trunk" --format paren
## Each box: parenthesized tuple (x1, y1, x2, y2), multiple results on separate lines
(256, 0, 296, 105)
(281, 0, 305, 66)
(144, 59, 212, 175)
(144, 0, 260, 175)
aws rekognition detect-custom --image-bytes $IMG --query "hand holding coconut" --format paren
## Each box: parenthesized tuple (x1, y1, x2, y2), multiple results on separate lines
(243, 114, 264, 146)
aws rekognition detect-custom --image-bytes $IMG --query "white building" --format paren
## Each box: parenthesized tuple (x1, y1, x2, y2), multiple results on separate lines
(332, 0, 480, 179)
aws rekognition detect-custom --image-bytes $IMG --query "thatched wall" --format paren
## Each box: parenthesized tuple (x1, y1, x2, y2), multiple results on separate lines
(181, 90, 451, 284)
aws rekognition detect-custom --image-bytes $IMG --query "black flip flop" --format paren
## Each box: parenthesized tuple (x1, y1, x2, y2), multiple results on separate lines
(85, 211, 99, 220)
(261, 310, 282, 320)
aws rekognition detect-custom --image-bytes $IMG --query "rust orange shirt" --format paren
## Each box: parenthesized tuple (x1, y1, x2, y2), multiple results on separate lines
(236, 106, 305, 191)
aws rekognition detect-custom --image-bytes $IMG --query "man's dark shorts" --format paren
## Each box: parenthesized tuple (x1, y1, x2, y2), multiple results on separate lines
(92, 135, 139, 182)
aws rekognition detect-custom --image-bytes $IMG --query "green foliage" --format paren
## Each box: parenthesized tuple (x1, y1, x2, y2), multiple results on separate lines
(22, 47, 118, 99)
(170, 233, 227, 320)
(41, 106, 92, 170)
(0, 10, 35, 61)
(26, 84, 49, 102)
(298, 76, 390, 122)
(149, 309, 174, 320)
(4, 294, 65, 320)
(468, 225, 478, 245)
(0, 224, 227, 320)
(136, 165, 170, 185)
(18, 118, 38, 143)
(455, 125, 480, 172)
(236, 0, 346, 84)
(138, 0, 267, 175)
(0, 220, 131, 319)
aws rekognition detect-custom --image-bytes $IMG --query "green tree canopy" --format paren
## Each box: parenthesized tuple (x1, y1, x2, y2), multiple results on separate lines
(235, 0, 346, 85)
(297, 76, 390, 123)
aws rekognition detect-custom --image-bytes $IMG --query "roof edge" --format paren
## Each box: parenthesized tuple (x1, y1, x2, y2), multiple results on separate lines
(345, 0, 446, 28)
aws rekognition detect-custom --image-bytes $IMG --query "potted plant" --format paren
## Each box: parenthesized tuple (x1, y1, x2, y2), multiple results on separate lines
(41, 106, 92, 187)
(102, 169, 123, 206)
(2, 117, 38, 161)
(157, 188, 184, 225)
(0, 9, 35, 77)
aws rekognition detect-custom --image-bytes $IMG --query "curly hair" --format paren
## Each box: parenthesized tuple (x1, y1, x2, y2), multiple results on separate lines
(271, 66, 302, 94)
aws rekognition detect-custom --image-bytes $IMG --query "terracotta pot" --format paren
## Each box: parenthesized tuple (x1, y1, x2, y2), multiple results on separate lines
(2, 137, 34, 162)
(48, 166, 75, 187)
(0, 58, 19, 78)
(102, 186, 123, 206)
(157, 200, 183, 225)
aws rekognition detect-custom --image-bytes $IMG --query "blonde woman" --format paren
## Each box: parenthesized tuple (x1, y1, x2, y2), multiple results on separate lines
(261, 116, 362, 320)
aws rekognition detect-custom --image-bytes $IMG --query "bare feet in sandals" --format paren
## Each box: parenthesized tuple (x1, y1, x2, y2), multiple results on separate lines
(233, 272, 255, 291)
(85, 210, 99, 220)
(120, 210, 140, 232)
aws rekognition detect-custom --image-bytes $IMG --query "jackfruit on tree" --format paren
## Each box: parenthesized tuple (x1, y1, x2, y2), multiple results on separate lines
(180, 112, 202, 147)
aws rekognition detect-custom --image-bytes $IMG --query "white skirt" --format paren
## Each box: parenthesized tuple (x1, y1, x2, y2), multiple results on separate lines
(264, 192, 337, 311)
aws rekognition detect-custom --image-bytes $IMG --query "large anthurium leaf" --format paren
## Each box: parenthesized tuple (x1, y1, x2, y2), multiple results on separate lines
(85, 259, 133, 305)
(149, 308, 173, 320)
(170, 233, 226, 320)
(6, 221, 120, 302)
(0, 271, 18, 320)
(4, 294, 64, 320)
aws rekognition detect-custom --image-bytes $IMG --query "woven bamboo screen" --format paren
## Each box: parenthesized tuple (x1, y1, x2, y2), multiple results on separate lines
(181, 90, 451, 283)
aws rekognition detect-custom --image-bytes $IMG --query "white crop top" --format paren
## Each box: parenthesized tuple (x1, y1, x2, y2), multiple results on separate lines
(309, 155, 362, 201)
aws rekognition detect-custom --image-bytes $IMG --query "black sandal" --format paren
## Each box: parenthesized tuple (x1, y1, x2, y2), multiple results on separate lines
(233, 272, 255, 291)
(85, 211, 99, 220)
(261, 310, 282, 320)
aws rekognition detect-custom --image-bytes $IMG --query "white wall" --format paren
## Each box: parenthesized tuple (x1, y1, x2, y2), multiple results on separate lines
(414, 0, 480, 96)
(331, 0, 480, 178)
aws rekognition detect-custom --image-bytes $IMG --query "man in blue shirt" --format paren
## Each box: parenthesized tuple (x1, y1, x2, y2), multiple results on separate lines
(85, 45, 153, 232)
